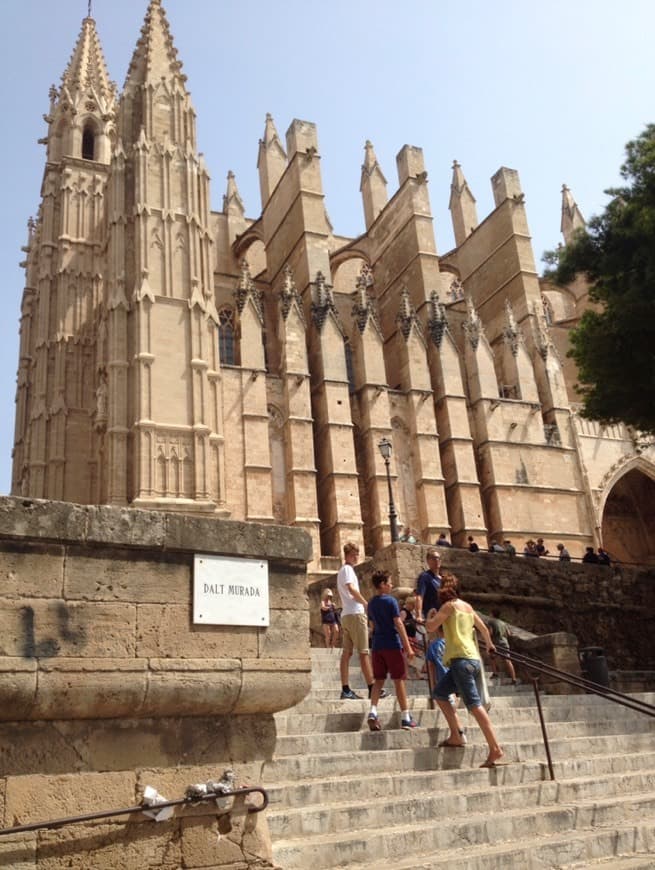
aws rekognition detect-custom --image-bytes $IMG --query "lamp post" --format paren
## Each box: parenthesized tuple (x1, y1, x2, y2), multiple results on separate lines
(378, 437, 399, 543)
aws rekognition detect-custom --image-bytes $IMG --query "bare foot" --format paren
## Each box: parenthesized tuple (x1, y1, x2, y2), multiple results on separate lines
(480, 747, 504, 768)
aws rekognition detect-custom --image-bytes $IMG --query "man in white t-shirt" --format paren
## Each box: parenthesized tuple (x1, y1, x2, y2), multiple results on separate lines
(337, 541, 376, 700)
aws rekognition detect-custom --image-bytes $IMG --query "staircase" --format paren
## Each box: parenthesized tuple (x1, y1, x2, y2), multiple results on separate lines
(264, 648, 655, 869)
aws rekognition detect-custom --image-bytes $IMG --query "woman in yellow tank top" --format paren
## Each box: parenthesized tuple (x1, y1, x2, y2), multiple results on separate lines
(426, 572, 504, 768)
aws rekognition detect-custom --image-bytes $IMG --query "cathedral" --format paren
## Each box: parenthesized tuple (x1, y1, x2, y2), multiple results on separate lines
(12, 0, 655, 568)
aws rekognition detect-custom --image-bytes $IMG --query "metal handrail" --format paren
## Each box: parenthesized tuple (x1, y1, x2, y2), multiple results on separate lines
(483, 641, 655, 781)
(0, 786, 269, 838)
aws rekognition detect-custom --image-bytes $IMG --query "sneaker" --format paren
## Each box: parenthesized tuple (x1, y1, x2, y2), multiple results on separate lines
(379, 688, 391, 699)
(401, 717, 418, 730)
(340, 688, 362, 700)
(367, 713, 381, 731)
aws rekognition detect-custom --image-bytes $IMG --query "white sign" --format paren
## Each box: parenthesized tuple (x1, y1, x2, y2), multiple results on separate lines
(193, 554, 269, 626)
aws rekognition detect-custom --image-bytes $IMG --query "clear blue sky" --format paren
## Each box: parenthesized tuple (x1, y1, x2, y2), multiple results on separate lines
(1, 0, 654, 495)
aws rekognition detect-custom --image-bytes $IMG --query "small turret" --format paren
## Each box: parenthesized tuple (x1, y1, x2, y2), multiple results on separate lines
(560, 184, 585, 244)
(257, 114, 287, 208)
(449, 160, 478, 246)
(360, 140, 388, 229)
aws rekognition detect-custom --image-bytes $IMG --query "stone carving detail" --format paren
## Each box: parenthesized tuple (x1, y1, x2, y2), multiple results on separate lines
(93, 370, 108, 432)
(311, 271, 341, 333)
(279, 265, 305, 324)
(462, 296, 482, 350)
(532, 299, 551, 359)
(448, 278, 465, 302)
(427, 290, 448, 348)
(503, 299, 521, 356)
(234, 259, 263, 322)
(352, 266, 380, 334)
(396, 286, 421, 341)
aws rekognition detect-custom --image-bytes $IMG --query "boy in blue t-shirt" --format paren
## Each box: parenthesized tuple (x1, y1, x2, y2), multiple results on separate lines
(367, 570, 417, 731)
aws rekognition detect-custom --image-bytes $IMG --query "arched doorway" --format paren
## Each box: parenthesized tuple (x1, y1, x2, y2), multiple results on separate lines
(601, 466, 655, 565)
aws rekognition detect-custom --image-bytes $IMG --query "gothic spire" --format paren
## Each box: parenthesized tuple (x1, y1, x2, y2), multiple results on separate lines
(258, 113, 288, 207)
(59, 14, 115, 103)
(360, 140, 388, 229)
(560, 184, 586, 244)
(123, 0, 188, 93)
(223, 171, 245, 217)
(449, 160, 478, 247)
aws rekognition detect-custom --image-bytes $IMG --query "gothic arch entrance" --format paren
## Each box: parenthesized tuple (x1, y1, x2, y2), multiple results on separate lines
(601, 465, 655, 566)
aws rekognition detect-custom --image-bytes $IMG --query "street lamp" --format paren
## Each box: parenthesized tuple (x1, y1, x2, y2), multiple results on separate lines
(378, 437, 399, 543)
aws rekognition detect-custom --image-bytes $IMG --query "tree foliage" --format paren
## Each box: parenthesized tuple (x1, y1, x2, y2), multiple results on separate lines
(545, 124, 655, 435)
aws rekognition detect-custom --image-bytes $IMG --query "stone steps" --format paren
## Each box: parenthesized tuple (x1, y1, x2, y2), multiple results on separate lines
(265, 649, 655, 868)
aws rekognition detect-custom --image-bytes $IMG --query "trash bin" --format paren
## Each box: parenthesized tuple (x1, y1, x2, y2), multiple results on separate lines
(578, 646, 610, 690)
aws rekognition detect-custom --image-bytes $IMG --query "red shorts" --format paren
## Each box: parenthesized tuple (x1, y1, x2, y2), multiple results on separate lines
(372, 649, 407, 681)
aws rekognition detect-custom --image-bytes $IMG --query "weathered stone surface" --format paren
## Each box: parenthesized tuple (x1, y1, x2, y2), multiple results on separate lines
(34, 660, 147, 720)
(268, 566, 307, 610)
(0, 657, 37, 720)
(258, 610, 309, 659)
(136, 604, 259, 658)
(85, 505, 167, 549)
(165, 513, 312, 564)
(0, 498, 87, 546)
(0, 721, 94, 776)
(235, 661, 310, 715)
(4, 772, 136, 827)
(0, 545, 64, 599)
(0, 833, 35, 870)
(0, 600, 137, 659)
(64, 553, 190, 603)
(36, 822, 182, 869)
(181, 816, 247, 867)
(144, 665, 242, 717)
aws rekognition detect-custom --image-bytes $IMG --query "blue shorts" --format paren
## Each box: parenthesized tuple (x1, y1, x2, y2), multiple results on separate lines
(434, 658, 482, 709)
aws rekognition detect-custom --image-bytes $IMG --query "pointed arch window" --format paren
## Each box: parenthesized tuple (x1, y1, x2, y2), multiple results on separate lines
(82, 123, 96, 161)
(218, 306, 237, 365)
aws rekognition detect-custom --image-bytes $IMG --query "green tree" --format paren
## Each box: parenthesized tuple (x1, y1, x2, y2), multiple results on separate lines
(545, 124, 655, 435)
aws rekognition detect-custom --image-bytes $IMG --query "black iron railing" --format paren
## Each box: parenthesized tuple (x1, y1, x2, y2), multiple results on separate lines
(0, 785, 268, 838)
(486, 642, 655, 781)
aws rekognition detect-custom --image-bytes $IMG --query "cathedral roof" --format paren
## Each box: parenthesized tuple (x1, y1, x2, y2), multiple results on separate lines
(60, 15, 114, 102)
(124, 0, 187, 92)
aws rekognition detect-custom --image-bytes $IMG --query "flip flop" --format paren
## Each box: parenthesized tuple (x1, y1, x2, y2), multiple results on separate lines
(480, 759, 510, 768)
(438, 739, 466, 748)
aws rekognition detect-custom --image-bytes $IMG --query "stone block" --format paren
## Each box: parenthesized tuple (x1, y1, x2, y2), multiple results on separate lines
(4, 771, 136, 828)
(0, 600, 137, 659)
(258, 610, 309, 659)
(0, 544, 64, 599)
(143, 660, 242, 716)
(0, 657, 37, 720)
(234, 660, 310, 715)
(0, 721, 94, 777)
(0, 497, 87, 545)
(64, 553, 190, 604)
(267, 567, 307, 610)
(0, 833, 35, 869)
(136, 605, 258, 658)
(34, 659, 147, 720)
(85, 504, 166, 549)
(180, 816, 246, 867)
(164, 514, 311, 565)
(36, 822, 182, 868)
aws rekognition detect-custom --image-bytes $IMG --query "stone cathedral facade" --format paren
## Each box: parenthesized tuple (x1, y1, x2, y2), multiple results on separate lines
(12, 1, 655, 568)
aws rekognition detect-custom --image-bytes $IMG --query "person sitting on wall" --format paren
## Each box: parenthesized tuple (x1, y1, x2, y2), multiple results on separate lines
(467, 536, 480, 553)
(504, 540, 516, 556)
(524, 540, 539, 557)
(489, 540, 506, 553)
(399, 526, 417, 544)
(597, 547, 611, 566)
(535, 537, 549, 557)
(436, 532, 452, 548)
(556, 543, 571, 561)
(582, 546, 600, 564)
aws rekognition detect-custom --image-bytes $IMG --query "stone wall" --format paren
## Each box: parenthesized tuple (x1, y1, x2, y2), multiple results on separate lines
(309, 543, 655, 672)
(0, 496, 311, 869)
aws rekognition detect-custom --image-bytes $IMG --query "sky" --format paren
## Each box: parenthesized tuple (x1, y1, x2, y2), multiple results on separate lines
(1, 0, 654, 495)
